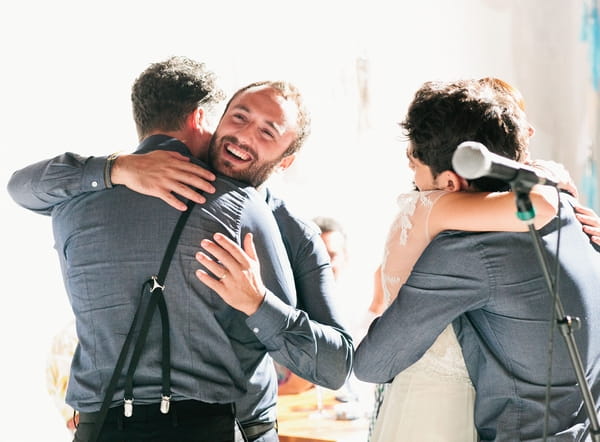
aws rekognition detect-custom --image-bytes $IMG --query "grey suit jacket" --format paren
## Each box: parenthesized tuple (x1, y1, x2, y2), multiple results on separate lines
(355, 193, 600, 441)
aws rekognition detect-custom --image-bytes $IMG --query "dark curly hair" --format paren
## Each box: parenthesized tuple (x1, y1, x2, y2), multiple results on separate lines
(401, 80, 530, 191)
(131, 56, 225, 140)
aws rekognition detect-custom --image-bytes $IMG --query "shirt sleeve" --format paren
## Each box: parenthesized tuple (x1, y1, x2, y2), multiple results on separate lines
(291, 230, 350, 331)
(7, 153, 108, 214)
(241, 206, 353, 391)
(353, 231, 491, 383)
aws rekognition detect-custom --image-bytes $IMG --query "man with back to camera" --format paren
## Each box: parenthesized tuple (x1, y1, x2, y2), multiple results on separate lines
(353, 79, 600, 441)
(7, 56, 352, 441)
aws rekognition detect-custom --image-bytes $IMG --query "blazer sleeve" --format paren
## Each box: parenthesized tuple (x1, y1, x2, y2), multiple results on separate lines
(353, 230, 490, 383)
(241, 204, 353, 390)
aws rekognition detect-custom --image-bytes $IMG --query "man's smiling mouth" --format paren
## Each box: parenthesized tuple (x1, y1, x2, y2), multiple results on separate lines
(225, 143, 252, 161)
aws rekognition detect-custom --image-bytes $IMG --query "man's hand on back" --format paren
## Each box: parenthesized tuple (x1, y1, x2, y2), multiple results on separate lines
(111, 150, 216, 210)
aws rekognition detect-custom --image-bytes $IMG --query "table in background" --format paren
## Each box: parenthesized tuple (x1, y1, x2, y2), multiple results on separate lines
(276, 388, 369, 442)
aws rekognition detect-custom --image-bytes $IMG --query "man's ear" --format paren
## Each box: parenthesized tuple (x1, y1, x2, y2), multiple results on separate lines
(276, 154, 296, 172)
(188, 107, 205, 129)
(436, 170, 469, 192)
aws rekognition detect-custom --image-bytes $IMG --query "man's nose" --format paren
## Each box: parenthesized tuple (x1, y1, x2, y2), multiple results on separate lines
(234, 121, 260, 147)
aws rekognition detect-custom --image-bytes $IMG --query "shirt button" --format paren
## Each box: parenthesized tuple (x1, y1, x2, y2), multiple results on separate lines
(252, 327, 259, 334)
(91, 180, 99, 188)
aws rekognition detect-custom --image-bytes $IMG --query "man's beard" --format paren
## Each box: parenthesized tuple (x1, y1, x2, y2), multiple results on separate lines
(207, 135, 281, 188)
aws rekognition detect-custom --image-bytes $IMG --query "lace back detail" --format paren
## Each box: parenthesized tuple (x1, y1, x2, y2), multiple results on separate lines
(380, 190, 472, 382)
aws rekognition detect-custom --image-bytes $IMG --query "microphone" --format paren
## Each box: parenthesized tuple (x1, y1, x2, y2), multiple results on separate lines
(452, 141, 558, 189)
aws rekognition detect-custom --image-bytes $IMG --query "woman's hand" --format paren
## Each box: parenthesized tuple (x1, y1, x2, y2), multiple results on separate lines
(527, 159, 578, 198)
(575, 205, 600, 245)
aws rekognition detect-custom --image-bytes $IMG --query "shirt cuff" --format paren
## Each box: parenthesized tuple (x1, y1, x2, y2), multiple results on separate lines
(245, 291, 294, 343)
(82, 156, 111, 191)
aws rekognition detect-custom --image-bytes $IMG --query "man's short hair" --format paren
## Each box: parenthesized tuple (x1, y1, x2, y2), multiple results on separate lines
(131, 56, 225, 139)
(401, 79, 530, 191)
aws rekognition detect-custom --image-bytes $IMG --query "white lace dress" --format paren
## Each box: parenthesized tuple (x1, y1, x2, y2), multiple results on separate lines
(371, 190, 477, 442)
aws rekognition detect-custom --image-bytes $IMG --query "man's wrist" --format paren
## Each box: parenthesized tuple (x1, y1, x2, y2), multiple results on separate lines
(104, 152, 121, 188)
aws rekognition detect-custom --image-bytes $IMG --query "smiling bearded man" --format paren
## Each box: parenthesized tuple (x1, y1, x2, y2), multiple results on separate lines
(207, 81, 307, 187)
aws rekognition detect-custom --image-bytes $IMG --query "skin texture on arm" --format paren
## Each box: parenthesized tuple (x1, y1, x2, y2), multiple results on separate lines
(429, 185, 559, 235)
(368, 266, 386, 316)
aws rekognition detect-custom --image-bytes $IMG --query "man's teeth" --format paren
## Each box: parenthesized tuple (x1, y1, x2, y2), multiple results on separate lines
(227, 145, 250, 160)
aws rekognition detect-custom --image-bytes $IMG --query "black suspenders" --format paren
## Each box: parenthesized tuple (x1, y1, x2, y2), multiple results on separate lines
(89, 202, 195, 442)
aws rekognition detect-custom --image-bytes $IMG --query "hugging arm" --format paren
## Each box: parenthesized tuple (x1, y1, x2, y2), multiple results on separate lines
(7, 150, 216, 213)
(7, 153, 107, 214)
(430, 187, 559, 234)
(354, 232, 487, 383)
(197, 231, 353, 390)
(431, 187, 600, 244)
(432, 158, 597, 235)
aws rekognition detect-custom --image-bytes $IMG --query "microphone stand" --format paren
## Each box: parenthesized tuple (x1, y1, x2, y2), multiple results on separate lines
(513, 184, 600, 442)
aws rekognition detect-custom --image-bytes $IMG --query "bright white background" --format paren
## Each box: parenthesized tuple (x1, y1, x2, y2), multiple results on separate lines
(1, 1, 596, 440)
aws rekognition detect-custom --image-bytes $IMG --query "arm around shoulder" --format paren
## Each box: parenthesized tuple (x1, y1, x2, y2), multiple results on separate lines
(7, 152, 108, 214)
(429, 186, 558, 235)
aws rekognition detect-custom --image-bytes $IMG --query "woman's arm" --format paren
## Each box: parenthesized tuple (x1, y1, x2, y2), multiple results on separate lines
(429, 186, 558, 236)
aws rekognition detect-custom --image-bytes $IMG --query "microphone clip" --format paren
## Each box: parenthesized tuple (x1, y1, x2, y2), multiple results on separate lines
(514, 190, 536, 224)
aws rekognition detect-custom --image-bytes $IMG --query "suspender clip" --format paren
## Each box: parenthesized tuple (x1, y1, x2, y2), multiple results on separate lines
(160, 395, 171, 414)
(150, 275, 165, 292)
(124, 398, 134, 417)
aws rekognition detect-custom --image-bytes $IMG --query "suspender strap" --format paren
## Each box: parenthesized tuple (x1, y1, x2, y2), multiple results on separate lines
(122, 284, 172, 413)
(88, 202, 196, 442)
(122, 283, 161, 414)
(157, 293, 172, 411)
(86, 282, 148, 442)
(123, 201, 195, 413)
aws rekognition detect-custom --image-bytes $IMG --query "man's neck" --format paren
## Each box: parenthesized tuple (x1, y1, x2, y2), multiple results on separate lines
(145, 129, 210, 159)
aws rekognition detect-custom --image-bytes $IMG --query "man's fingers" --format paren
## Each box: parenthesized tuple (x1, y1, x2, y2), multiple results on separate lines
(175, 172, 216, 194)
(242, 233, 258, 262)
(195, 268, 221, 290)
(199, 238, 241, 272)
(212, 233, 250, 265)
(195, 251, 228, 279)
(161, 193, 192, 211)
(169, 181, 208, 204)
(161, 150, 191, 161)
(178, 160, 216, 182)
